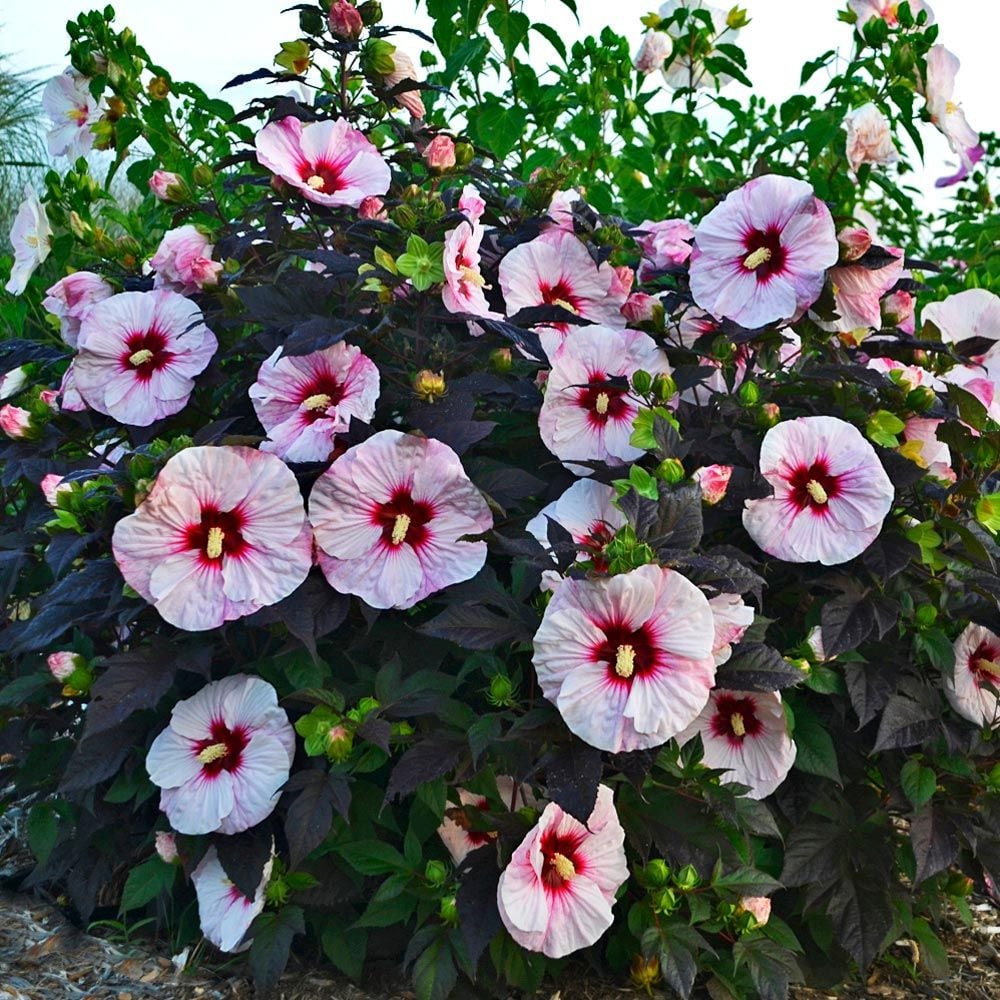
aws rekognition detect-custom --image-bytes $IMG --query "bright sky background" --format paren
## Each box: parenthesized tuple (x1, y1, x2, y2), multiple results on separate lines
(1, 0, 996, 202)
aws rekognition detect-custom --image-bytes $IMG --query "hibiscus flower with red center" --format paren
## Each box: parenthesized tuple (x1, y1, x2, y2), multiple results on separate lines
(948, 624, 1000, 729)
(192, 845, 273, 953)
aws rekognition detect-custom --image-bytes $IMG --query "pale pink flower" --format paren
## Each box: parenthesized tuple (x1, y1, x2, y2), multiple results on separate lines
(883, 289, 915, 333)
(741, 896, 772, 926)
(192, 845, 273, 953)
(0, 405, 33, 439)
(818, 245, 904, 333)
(249, 342, 379, 463)
(0, 367, 27, 400)
(40, 473, 71, 506)
(635, 31, 672, 75)
(150, 225, 222, 296)
(526, 479, 626, 571)
(5, 186, 52, 295)
(947, 624, 1000, 729)
(922, 289, 1000, 350)
(358, 195, 387, 220)
(543, 189, 582, 233)
(693, 464, 733, 505)
(708, 594, 754, 665)
(658, 1, 742, 90)
(309, 430, 492, 610)
(496, 785, 628, 958)
(677, 689, 795, 799)
(147, 674, 295, 835)
(743, 416, 894, 565)
(438, 777, 534, 865)
(155, 831, 179, 864)
(148, 170, 186, 202)
(610, 266, 634, 299)
(941, 363, 1000, 423)
(328, 0, 364, 40)
(532, 564, 716, 752)
(538, 325, 670, 473)
(39, 389, 59, 409)
(382, 48, 426, 119)
(73, 290, 217, 426)
(634, 218, 695, 281)
(42, 69, 101, 159)
(42, 271, 114, 348)
(424, 135, 456, 170)
(844, 103, 898, 173)
(922, 46, 980, 178)
(255, 116, 391, 207)
(58, 364, 86, 412)
(442, 219, 495, 318)
(498, 230, 627, 354)
(47, 651, 83, 682)
(112, 446, 313, 631)
(866, 357, 943, 392)
(903, 417, 953, 481)
(689, 175, 838, 329)
(848, 0, 934, 26)
(459, 184, 486, 224)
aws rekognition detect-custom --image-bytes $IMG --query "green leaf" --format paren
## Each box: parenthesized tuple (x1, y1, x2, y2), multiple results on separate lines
(248, 906, 305, 993)
(412, 932, 457, 1000)
(530, 22, 566, 61)
(900, 759, 936, 810)
(120, 856, 176, 912)
(712, 866, 782, 897)
(468, 104, 527, 160)
(27, 802, 60, 866)
(321, 921, 367, 980)
(791, 705, 841, 784)
(337, 839, 408, 876)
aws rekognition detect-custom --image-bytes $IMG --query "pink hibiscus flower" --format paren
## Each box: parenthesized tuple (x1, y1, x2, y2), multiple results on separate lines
(249, 343, 380, 463)
(844, 103, 898, 174)
(922, 289, 1000, 350)
(146, 674, 295, 835)
(742, 416, 894, 565)
(309, 430, 493, 610)
(496, 784, 628, 959)
(5, 185, 51, 296)
(817, 242, 904, 333)
(42, 69, 102, 160)
(442, 219, 495, 318)
(112, 446, 313, 630)
(689, 175, 839, 329)
(947, 624, 1000, 729)
(459, 184, 486, 224)
(498, 230, 627, 353)
(73, 290, 217, 426)
(543, 189, 582, 233)
(192, 845, 273, 953)
(538, 325, 671, 474)
(848, 0, 934, 26)
(708, 593, 754, 665)
(922, 46, 980, 182)
(634, 218, 695, 281)
(254, 116, 391, 208)
(150, 225, 223, 296)
(902, 418, 954, 481)
(866, 357, 943, 392)
(437, 777, 535, 865)
(532, 564, 717, 752)
(42, 271, 114, 348)
(677, 689, 795, 799)
(526, 479, 626, 571)
(693, 464, 733, 505)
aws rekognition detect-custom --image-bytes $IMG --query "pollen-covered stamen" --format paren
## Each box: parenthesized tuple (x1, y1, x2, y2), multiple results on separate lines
(303, 393, 332, 412)
(805, 479, 829, 504)
(68, 107, 89, 124)
(743, 246, 773, 271)
(391, 513, 411, 546)
(129, 348, 155, 367)
(205, 526, 225, 559)
(551, 297, 580, 315)
(615, 644, 636, 678)
(306, 174, 325, 190)
(976, 658, 1000, 678)
(25, 234, 39, 248)
(550, 852, 576, 881)
(595, 392, 610, 416)
(459, 265, 487, 287)
(197, 742, 229, 764)
(730, 712, 746, 737)
(945, 100, 959, 115)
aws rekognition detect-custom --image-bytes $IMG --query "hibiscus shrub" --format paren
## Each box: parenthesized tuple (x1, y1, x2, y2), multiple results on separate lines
(1, 1, 999, 998)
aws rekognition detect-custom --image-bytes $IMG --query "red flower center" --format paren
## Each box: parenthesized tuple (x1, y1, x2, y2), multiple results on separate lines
(448, 796, 496, 847)
(577, 519, 616, 571)
(593, 621, 662, 687)
(372, 487, 434, 550)
(539, 828, 586, 892)
(741, 227, 786, 282)
(787, 459, 841, 513)
(577, 374, 629, 426)
(185, 506, 249, 566)
(970, 640, 1000, 689)
(539, 279, 581, 314)
(120, 329, 174, 381)
(194, 718, 250, 776)
(298, 373, 346, 422)
(301, 161, 345, 193)
(709, 694, 763, 746)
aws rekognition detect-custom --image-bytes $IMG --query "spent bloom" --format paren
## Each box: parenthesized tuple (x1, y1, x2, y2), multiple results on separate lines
(743, 416, 894, 565)
(358, 195, 386, 220)
(255, 116, 391, 207)
(0, 405, 35, 440)
(112, 446, 313, 631)
(73, 290, 217, 426)
(538, 325, 670, 473)
(249, 342, 380, 463)
(902, 418, 953, 482)
(41, 470, 68, 504)
(497, 785, 628, 958)
(689, 175, 838, 329)
(677, 689, 796, 799)
(693, 464, 733, 505)
(948, 624, 1000, 729)
(192, 845, 273, 953)
(818, 243, 904, 333)
(42, 271, 114, 348)
(708, 593, 754, 665)
(146, 674, 295, 834)
(532, 564, 716, 753)
(309, 430, 493, 610)
(922, 289, 1000, 349)
(5, 186, 52, 296)
(0, 367, 27, 401)
(381, 47, 426, 119)
(42, 69, 102, 159)
(635, 31, 672, 75)
(155, 831, 179, 864)
(741, 896, 772, 926)
(47, 651, 83, 682)
(844, 103, 898, 173)
(328, 0, 364, 39)
(634, 218, 695, 281)
(150, 225, 223, 295)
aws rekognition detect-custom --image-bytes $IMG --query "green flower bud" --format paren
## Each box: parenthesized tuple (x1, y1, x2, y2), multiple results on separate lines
(487, 672, 518, 708)
(674, 864, 700, 890)
(656, 458, 686, 484)
(453, 142, 475, 167)
(914, 605, 937, 628)
(644, 859, 671, 887)
(425, 860, 448, 886)
(357, 1, 383, 26)
(439, 894, 458, 925)
(489, 348, 512, 374)
(737, 381, 760, 407)
(192, 163, 215, 187)
(632, 369, 653, 395)
(651, 374, 677, 402)
(652, 886, 678, 914)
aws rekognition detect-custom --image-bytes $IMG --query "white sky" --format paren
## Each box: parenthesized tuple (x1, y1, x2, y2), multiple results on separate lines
(1, 0, 996, 200)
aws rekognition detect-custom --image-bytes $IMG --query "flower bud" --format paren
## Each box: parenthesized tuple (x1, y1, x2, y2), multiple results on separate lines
(0, 367, 28, 401)
(674, 864, 700, 890)
(358, 195, 386, 220)
(759, 402, 781, 427)
(357, 0, 382, 25)
(40, 473, 70, 507)
(805, 625, 826, 662)
(629, 954, 661, 991)
(326, 724, 354, 763)
(147, 76, 171, 100)
(726, 5, 750, 29)
(656, 458, 686, 485)
(453, 142, 475, 167)
(423, 135, 456, 172)
(487, 672, 517, 708)
(651, 374, 677, 402)
(424, 859, 448, 886)
(883, 289, 915, 331)
(0, 404, 39, 440)
(739, 895, 771, 926)
(489, 348, 513, 374)
(692, 464, 733, 505)
(439, 894, 458, 925)
(651, 886, 678, 914)
(711, 335, 735, 361)
(47, 651, 84, 682)
(105, 96, 126, 122)
(644, 859, 671, 886)
(914, 604, 937, 628)
(148, 170, 188, 203)
(391, 204, 417, 229)
(413, 369, 446, 403)
(837, 225, 872, 262)
(329, 0, 364, 40)
(155, 831, 179, 864)
(737, 381, 760, 406)
(906, 386, 936, 413)
(631, 369, 653, 395)
(192, 164, 215, 187)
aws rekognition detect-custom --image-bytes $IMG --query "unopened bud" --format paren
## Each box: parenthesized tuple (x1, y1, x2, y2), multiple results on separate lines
(358, 195, 386, 220)
(644, 859, 671, 886)
(906, 386, 935, 413)
(487, 672, 517, 707)
(675, 864, 700, 890)
(692, 464, 733, 505)
(439, 894, 458, 925)
(656, 458, 686, 484)
(759, 402, 781, 427)
(148, 170, 188, 203)
(453, 142, 475, 167)
(413, 369, 446, 403)
(739, 895, 771, 926)
(838, 226, 872, 262)
(423, 134, 456, 172)
(737, 381, 760, 407)
(629, 954, 661, 991)
(489, 348, 512, 374)
(651, 374, 677, 402)
(192, 164, 215, 187)
(47, 651, 84, 682)
(326, 724, 354, 763)
(357, 0, 382, 26)
(147, 76, 170, 100)
(424, 860, 448, 886)
(328, 0, 364, 40)
(631, 369, 653, 395)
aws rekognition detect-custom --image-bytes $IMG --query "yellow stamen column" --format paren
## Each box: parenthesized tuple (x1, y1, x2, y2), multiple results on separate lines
(550, 852, 576, 881)
(391, 514, 411, 546)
